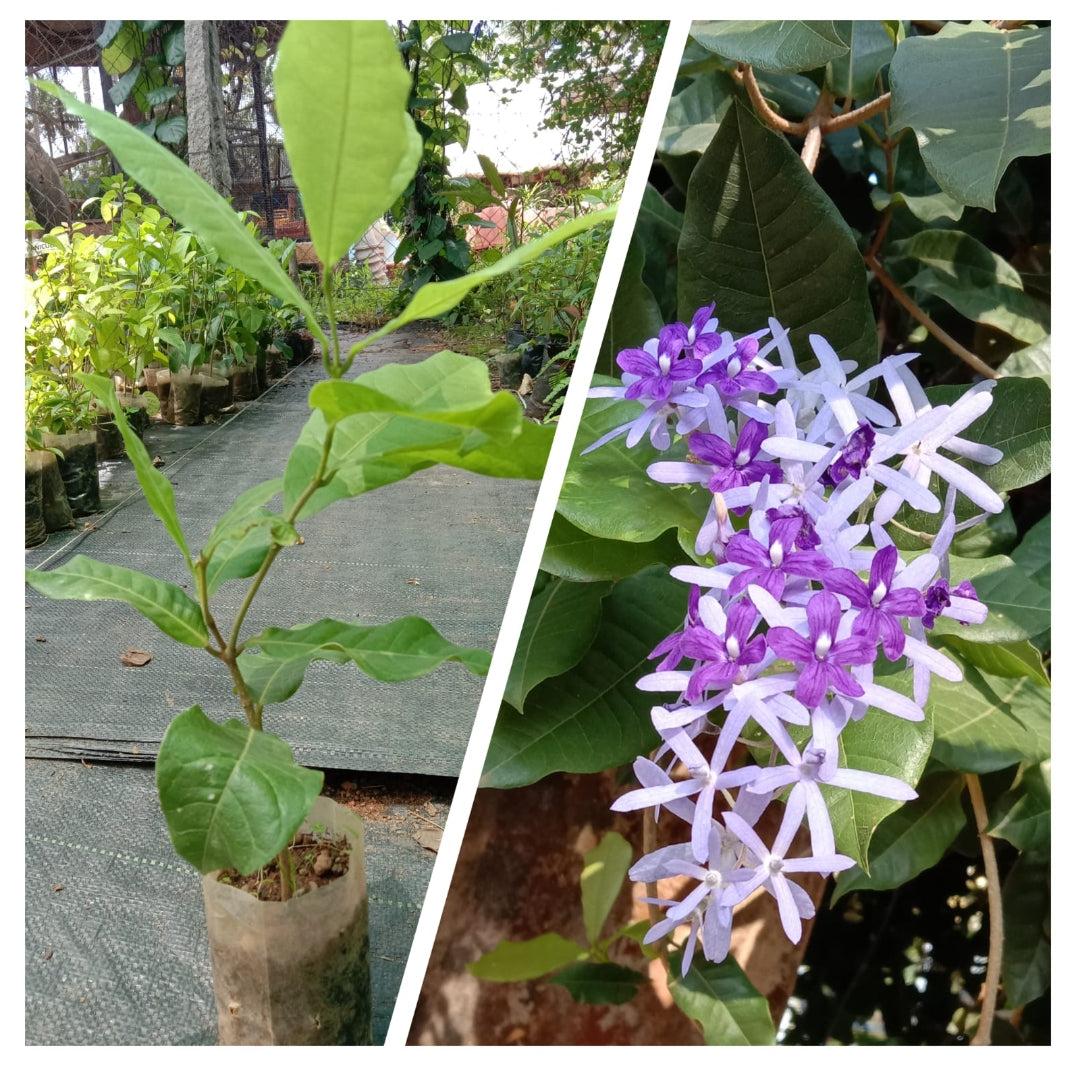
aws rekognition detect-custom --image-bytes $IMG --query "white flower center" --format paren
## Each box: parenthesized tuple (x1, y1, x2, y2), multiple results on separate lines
(769, 541, 784, 567)
(871, 580, 888, 607)
(814, 633, 833, 659)
(726, 635, 741, 661)
(735, 448, 751, 466)
(659, 354, 672, 375)
(727, 357, 743, 378)
(704, 869, 722, 889)
(766, 855, 784, 875)
(689, 764, 715, 787)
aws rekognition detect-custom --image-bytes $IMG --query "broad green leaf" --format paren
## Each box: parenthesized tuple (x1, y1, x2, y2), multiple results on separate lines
(541, 512, 687, 583)
(1001, 856, 1050, 1008)
(482, 567, 689, 789)
(828, 21, 895, 100)
(238, 617, 490, 707)
(549, 962, 645, 1005)
(26, 555, 208, 648)
(581, 832, 633, 946)
(988, 761, 1050, 859)
(926, 651, 1051, 774)
(275, 22, 421, 269)
(597, 232, 665, 378)
(77, 372, 191, 566)
(203, 478, 284, 558)
(467, 934, 585, 982)
(870, 185, 965, 223)
(657, 69, 734, 156)
(354, 208, 616, 352)
(1010, 513, 1050, 591)
(889, 22, 1050, 210)
(1000, 336, 1050, 385)
(155, 705, 323, 874)
(558, 394, 710, 549)
(933, 554, 1050, 644)
(898, 228, 1025, 289)
(162, 24, 186, 66)
(822, 668, 934, 869)
(832, 772, 967, 901)
(941, 637, 1050, 687)
(692, 20, 848, 72)
(33, 82, 315, 327)
(154, 116, 187, 146)
(204, 513, 300, 596)
(636, 186, 685, 325)
(503, 576, 613, 713)
(669, 957, 776, 1045)
(678, 101, 877, 369)
(476, 153, 505, 196)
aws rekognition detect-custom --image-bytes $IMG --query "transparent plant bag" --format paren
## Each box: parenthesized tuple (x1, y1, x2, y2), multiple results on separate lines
(201, 795, 372, 1045)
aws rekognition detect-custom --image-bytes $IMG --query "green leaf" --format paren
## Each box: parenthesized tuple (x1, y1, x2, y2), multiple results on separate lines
(678, 100, 877, 369)
(668, 958, 776, 1045)
(822, 670, 935, 869)
(96, 20, 123, 48)
(476, 152, 505, 196)
(541, 512, 687, 583)
(988, 761, 1050, 859)
(439, 31, 475, 54)
(26, 555, 207, 648)
(154, 115, 187, 146)
(933, 554, 1050, 645)
(33, 82, 315, 325)
(203, 478, 284, 559)
(356, 209, 616, 350)
(467, 934, 585, 982)
(832, 772, 967, 901)
(108, 63, 142, 107)
(558, 394, 710, 550)
(926, 651, 1051, 774)
(870, 186, 966, 223)
(657, 69, 734, 156)
(238, 617, 491, 707)
(828, 21, 895, 100)
(940, 636, 1050, 687)
(597, 232, 665, 378)
(77, 372, 192, 566)
(417, 237, 445, 262)
(145, 84, 181, 106)
(504, 576, 613, 713)
(162, 25, 186, 66)
(889, 22, 1050, 210)
(1001, 855, 1050, 1008)
(274, 21, 422, 268)
(580, 831, 633, 946)
(204, 512, 300, 596)
(692, 20, 849, 72)
(155, 705, 323, 874)
(549, 962, 645, 1005)
(1000, 336, 1050, 385)
(482, 567, 688, 789)
(1010, 513, 1050, 591)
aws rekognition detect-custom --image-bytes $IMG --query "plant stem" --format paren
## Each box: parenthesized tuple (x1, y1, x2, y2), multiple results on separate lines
(278, 844, 296, 903)
(864, 253, 1000, 380)
(739, 64, 802, 135)
(966, 773, 1004, 1046)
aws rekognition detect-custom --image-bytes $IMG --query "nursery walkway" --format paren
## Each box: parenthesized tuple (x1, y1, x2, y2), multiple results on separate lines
(25, 325, 540, 1044)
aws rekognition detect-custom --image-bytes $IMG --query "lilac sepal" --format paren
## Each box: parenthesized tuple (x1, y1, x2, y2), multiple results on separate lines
(857, 681, 925, 721)
(902, 634, 962, 681)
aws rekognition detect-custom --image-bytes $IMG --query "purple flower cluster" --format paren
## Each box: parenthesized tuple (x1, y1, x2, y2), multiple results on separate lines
(591, 310, 1002, 974)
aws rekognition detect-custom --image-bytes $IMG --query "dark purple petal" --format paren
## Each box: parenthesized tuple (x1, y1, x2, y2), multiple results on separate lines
(796, 662, 829, 708)
(767, 625, 812, 663)
(879, 613, 907, 660)
(829, 634, 877, 666)
(823, 662, 866, 700)
(736, 369, 779, 394)
(784, 549, 834, 580)
(766, 504, 820, 550)
(922, 579, 950, 628)
(689, 432, 734, 467)
(869, 545, 898, 592)
(726, 599, 758, 645)
(616, 348, 655, 375)
(741, 633, 767, 666)
(726, 532, 770, 569)
(954, 580, 978, 600)
(880, 586, 926, 618)
(806, 592, 841, 644)
(825, 567, 870, 607)
(736, 419, 770, 457)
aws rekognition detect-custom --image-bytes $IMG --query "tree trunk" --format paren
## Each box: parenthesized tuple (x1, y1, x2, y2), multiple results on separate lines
(25, 129, 69, 230)
(184, 20, 232, 197)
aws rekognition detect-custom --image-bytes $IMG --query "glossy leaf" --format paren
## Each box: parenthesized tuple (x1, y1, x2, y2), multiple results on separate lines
(482, 567, 689, 789)
(275, 22, 421, 269)
(77, 372, 191, 566)
(678, 101, 877, 368)
(870, 185, 965, 224)
(1001, 856, 1050, 1008)
(988, 761, 1050, 859)
(541, 512, 687, 583)
(26, 555, 208, 648)
(597, 232, 665, 378)
(33, 81, 314, 325)
(558, 394, 710, 549)
(828, 21, 895, 101)
(1000, 337, 1051, 385)
(467, 933, 585, 982)
(1010, 513, 1050, 591)
(941, 637, 1050, 687)
(889, 22, 1050, 210)
(503, 576, 613, 713)
(926, 651, 1050, 774)
(657, 69, 733, 155)
(204, 512, 300, 596)
(692, 20, 848, 72)
(238, 616, 491, 707)
(549, 963, 644, 1005)
(155, 705, 323, 874)
(669, 957, 776, 1045)
(581, 832, 633, 946)
(832, 772, 967, 901)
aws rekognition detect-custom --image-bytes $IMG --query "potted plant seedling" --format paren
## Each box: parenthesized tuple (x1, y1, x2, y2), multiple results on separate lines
(27, 20, 614, 1045)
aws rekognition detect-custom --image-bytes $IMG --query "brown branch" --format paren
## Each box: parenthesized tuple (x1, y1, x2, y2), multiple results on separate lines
(865, 254, 1000, 380)
(824, 92, 892, 134)
(739, 64, 804, 135)
(966, 774, 1004, 1046)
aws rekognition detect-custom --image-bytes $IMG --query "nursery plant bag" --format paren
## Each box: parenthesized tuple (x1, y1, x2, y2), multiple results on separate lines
(41, 431, 100, 516)
(170, 374, 202, 426)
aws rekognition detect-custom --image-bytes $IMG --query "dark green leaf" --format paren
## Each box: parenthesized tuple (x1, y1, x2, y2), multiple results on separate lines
(476, 152, 505, 196)
(581, 832, 633, 945)
(541, 512, 687, 583)
(439, 32, 475, 54)
(832, 772, 967, 901)
(504, 576, 613, 713)
(275, 21, 422, 268)
(26, 555, 207, 648)
(988, 761, 1050, 859)
(669, 957, 776, 1045)
(108, 64, 141, 107)
(482, 567, 688, 788)
(145, 84, 181, 106)
(1010, 513, 1050, 591)
(155, 705, 323, 874)
(154, 116, 187, 145)
(828, 21, 895, 100)
(1001, 855, 1050, 1008)
(162, 25, 186, 66)
(549, 962, 645, 1005)
(597, 233, 665, 378)
(870, 185, 965, 223)
(96, 20, 123, 48)
(658, 69, 734, 155)
(467, 934, 585, 982)
(889, 22, 1050, 210)
(692, 20, 848, 72)
(678, 101, 877, 369)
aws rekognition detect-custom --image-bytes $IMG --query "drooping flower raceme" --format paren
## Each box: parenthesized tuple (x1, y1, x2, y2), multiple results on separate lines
(588, 311, 999, 974)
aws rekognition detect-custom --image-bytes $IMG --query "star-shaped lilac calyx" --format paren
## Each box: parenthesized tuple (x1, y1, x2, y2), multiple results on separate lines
(696, 336, 778, 399)
(825, 545, 926, 660)
(766, 590, 877, 708)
